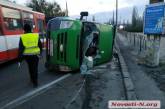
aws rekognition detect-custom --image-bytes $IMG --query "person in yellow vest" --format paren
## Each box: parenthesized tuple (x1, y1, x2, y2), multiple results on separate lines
(18, 24, 42, 88)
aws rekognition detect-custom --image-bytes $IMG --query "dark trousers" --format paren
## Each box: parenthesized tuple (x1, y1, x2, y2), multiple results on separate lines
(25, 55, 39, 86)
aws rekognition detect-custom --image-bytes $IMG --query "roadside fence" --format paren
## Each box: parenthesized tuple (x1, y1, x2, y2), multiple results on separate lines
(119, 31, 148, 54)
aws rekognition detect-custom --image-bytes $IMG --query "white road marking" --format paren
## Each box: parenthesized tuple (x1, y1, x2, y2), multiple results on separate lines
(0, 73, 71, 109)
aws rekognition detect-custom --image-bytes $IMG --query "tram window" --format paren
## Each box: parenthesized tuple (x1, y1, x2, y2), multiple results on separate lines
(23, 19, 34, 29)
(2, 7, 22, 30)
(37, 19, 44, 32)
(4, 18, 22, 30)
(22, 12, 34, 28)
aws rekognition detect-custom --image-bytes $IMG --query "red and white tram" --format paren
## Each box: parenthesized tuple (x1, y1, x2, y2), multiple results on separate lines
(0, 0, 45, 63)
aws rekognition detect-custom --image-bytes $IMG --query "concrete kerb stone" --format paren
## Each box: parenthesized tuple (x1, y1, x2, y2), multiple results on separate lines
(122, 72, 130, 78)
(126, 91, 137, 100)
(124, 78, 134, 91)
(115, 43, 137, 100)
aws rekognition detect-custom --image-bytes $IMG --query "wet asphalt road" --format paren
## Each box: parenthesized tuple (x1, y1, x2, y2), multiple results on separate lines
(0, 51, 66, 108)
(0, 51, 125, 109)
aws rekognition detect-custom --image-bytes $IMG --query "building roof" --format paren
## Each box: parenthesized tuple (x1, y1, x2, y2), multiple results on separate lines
(0, 0, 32, 11)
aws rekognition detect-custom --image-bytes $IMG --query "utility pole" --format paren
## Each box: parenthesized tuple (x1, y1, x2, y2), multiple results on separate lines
(65, 1, 68, 16)
(116, 0, 118, 26)
(112, 0, 118, 51)
(112, 11, 114, 25)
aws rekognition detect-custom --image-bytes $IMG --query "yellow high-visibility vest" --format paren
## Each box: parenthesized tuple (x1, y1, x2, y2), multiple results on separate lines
(21, 33, 40, 55)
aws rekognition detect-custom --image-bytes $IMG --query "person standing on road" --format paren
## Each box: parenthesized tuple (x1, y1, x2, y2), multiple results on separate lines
(18, 24, 42, 87)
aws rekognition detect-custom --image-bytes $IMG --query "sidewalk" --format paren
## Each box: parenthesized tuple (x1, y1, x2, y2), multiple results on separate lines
(71, 57, 126, 109)
(88, 58, 125, 109)
(117, 33, 165, 108)
(9, 56, 125, 109)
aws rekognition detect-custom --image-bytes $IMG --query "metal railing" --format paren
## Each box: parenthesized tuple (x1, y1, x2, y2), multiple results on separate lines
(119, 31, 148, 53)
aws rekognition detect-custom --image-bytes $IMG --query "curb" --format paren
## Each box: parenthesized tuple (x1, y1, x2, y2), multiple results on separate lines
(115, 43, 137, 100)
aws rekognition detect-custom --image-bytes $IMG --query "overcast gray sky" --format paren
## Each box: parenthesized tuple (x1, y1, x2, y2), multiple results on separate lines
(15, 0, 149, 16)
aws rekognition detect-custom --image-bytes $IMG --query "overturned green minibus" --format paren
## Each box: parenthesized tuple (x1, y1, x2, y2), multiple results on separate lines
(45, 16, 115, 72)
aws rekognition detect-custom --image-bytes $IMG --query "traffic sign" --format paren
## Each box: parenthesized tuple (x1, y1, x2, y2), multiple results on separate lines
(144, 3, 165, 34)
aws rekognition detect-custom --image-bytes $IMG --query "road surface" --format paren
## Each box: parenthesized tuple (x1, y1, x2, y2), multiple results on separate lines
(0, 51, 125, 109)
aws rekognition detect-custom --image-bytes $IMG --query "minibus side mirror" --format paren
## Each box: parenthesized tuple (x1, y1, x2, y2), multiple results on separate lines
(80, 12, 89, 20)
